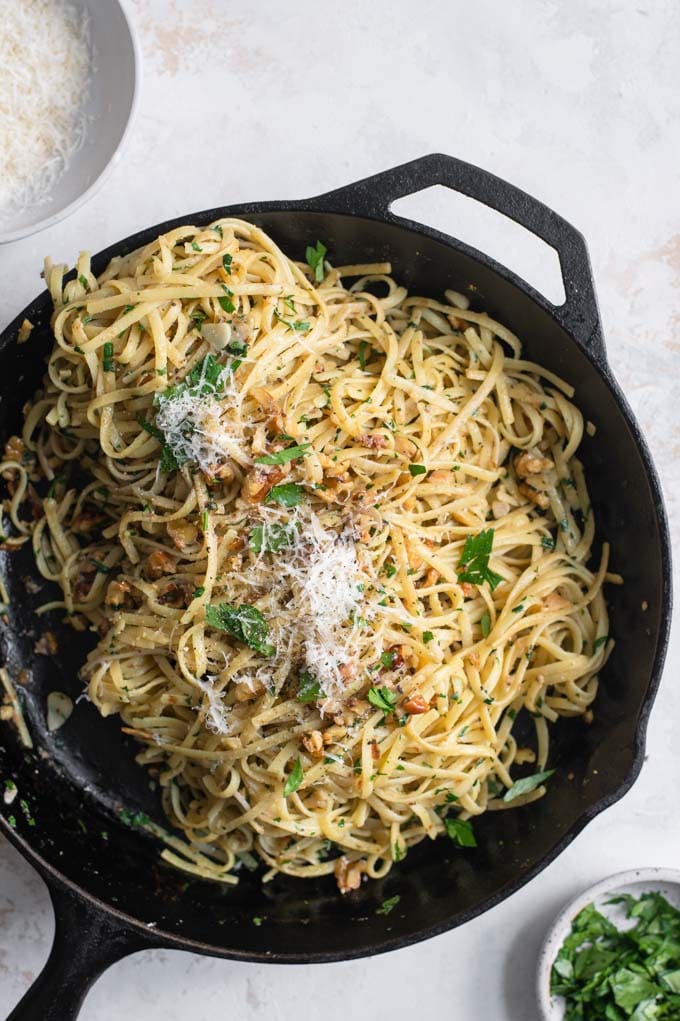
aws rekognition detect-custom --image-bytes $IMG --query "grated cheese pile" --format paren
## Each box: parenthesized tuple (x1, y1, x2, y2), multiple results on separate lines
(0, 0, 92, 215)
(201, 506, 367, 734)
(154, 359, 248, 470)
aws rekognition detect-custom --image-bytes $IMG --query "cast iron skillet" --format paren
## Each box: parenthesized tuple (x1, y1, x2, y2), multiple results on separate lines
(0, 154, 672, 1020)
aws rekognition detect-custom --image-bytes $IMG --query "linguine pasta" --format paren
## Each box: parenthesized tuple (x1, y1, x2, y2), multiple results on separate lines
(1, 219, 618, 891)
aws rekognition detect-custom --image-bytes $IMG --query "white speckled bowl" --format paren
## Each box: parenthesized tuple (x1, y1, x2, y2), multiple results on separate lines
(537, 867, 680, 1020)
(0, 0, 140, 244)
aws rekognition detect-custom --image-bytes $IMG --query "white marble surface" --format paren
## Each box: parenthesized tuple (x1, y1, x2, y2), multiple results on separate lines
(1, 1, 679, 1017)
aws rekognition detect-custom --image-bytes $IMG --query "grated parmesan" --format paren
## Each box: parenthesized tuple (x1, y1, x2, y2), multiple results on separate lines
(154, 360, 249, 471)
(0, 1, 92, 214)
(211, 506, 367, 719)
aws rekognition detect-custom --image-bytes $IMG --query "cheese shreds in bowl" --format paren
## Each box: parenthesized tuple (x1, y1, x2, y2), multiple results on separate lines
(0, 0, 92, 215)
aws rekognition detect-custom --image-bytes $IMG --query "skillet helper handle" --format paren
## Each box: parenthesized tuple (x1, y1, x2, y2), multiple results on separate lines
(6, 883, 153, 1021)
(306, 153, 605, 358)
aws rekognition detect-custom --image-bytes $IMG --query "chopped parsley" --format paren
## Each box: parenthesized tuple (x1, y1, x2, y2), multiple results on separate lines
(541, 534, 556, 550)
(480, 611, 491, 638)
(205, 603, 274, 656)
(265, 483, 305, 507)
(218, 288, 235, 313)
(551, 891, 680, 1019)
(283, 757, 304, 796)
(255, 443, 311, 466)
(192, 586, 205, 599)
(593, 634, 610, 652)
(249, 523, 295, 554)
(102, 341, 115, 373)
(408, 464, 427, 477)
(457, 529, 503, 591)
(222, 253, 232, 274)
(503, 769, 555, 803)
(297, 670, 321, 703)
(367, 686, 397, 714)
(384, 561, 397, 578)
(377, 895, 400, 916)
(305, 240, 327, 282)
(444, 817, 477, 848)
(380, 650, 397, 669)
(423, 630, 434, 644)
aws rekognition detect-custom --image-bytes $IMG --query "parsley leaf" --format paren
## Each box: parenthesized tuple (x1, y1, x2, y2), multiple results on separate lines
(480, 611, 491, 638)
(367, 686, 397, 714)
(265, 483, 305, 507)
(255, 443, 311, 466)
(444, 817, 477, 848)
(305, 240, 327, 282)
(249, 523, 295, 554)
(457, 529, 504, 591)
(408, 464, 427, 476)
(284, 757, 304, 796)
(503, 769, 555, 803)
(380, 650, 397, 669)
(205, 603, 274, 656)
(222, 253, 232, 274)
(377, 895, 400, 916)
(298, 670, 321, 703)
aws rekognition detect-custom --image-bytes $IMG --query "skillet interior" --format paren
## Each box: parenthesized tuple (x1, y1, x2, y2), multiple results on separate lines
(0, 208, 669, 961)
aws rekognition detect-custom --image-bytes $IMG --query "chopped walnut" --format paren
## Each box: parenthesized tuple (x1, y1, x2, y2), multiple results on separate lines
(3, 435, 24, 463)
(518, 482, 550, 510)
(250, 387, 284, 433)
(334, 856, 365, 894)
(105, 580, 133, 607)
(166, 520, 198, 550)
(34, 631, 58, 656)
(358, 433, 387, 450)
(233, 678, 265, 702)
(145, 550, 177, 579)
(301, 730, 324, 758)
(515, 450, 554, 478)
(241, 464, 287, 503)
(322, 724, 347, 745)
(157, 582, 190, 608)
(403, 694, 429, 715)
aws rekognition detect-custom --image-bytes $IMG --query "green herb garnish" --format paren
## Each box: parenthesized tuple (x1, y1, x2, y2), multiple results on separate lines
(408, 464, 427, 477)
(297, 670, 321, 703)
(503, 769, 555, 803)
(255, 443, 311, 466)
(367, 686, 397, 714)
(284, 757, 304, 796)
(249, 523, 295, 554)
(102, 342, 115, 373)
(444, 817, 477, 847)
(541, 534, 556, 550)
(377, 895, 400, 916)
(264, 483, 305, 507)
(480, 611, 491, 638)
(305, 240, 327, 282)
(205, 603, 274, 656)
(222, 254, 232, 274)
(551, 891, 680, 1019)
(457, 529, 503, 591)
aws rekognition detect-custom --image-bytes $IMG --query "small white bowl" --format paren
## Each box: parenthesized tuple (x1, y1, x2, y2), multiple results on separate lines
(0, 0, 140, 245)
(537, 867, 680, 1020)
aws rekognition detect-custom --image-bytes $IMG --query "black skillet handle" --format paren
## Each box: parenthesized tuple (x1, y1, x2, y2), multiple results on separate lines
(305, 153, 605, 359)
(6, 881, 155, 1021)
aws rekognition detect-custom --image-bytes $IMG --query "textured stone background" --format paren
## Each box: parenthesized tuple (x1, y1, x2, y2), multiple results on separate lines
(1, 1, 679, 1018)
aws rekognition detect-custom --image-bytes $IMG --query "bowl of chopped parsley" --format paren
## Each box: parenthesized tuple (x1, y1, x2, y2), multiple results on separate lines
(538, 868, 680, 1020)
